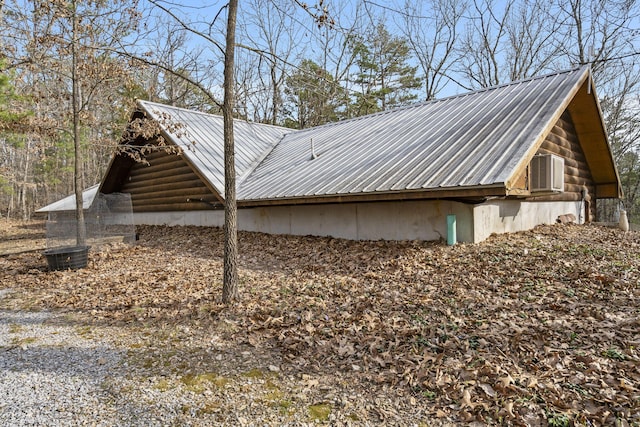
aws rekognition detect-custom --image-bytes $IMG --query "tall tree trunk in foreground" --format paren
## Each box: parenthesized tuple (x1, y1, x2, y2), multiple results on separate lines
(222, 0, 239, 303)
(71, 0, 86, 246)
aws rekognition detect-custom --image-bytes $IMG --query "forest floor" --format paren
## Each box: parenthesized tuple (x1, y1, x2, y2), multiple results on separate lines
(0, 220, 46, 255)
(0, 219, 638, 426)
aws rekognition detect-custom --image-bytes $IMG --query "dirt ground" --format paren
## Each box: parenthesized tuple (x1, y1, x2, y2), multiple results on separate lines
(0, 219, 638, 425)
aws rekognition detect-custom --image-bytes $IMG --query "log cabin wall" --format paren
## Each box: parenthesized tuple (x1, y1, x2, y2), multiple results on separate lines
(527, 110, 596, 218)
(121, 150, 220, 212)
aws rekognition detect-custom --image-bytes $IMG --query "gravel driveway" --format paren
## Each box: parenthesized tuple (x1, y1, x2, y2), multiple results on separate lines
(0, 288, 372, 427)
(0, 289, 200, 426)
(0, 289, 127, 425)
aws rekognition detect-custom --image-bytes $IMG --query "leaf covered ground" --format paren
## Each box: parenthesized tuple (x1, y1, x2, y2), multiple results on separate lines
(1, 220, 638, 425)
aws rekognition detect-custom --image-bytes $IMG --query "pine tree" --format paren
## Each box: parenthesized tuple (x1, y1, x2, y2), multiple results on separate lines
(284, 59, 346, 129)
(350, 23, 421, 117)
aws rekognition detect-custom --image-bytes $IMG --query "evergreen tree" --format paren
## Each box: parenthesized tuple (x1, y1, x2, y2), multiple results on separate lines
(284, 59, 346, 129)
(349, 23, 421, 117)
(0, 60, 28, 130)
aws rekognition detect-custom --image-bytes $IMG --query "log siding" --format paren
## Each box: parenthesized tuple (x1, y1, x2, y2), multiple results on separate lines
(527, 110, 596, 218)
(121, 152, 219, 212)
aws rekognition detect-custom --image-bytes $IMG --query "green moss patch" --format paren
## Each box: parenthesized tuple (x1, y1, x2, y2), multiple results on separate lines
(308, 403, 331, 421)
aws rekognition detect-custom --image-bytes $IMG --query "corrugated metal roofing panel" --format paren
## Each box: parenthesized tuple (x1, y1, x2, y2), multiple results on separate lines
(238, 67, 589, 201)
(36, 184, 99, 213)
(138, 101, 290, 198)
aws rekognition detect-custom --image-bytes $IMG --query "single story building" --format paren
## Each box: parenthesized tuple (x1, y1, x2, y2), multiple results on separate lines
(42, 66, 623, 243)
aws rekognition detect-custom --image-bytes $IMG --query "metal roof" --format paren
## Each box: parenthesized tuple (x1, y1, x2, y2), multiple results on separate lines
(238, 67, 590, 201)
(137, 101, 290, 199)
(36, 184, 99, 213)
(40, 67, 616, 213)
(132, 67, 594, 203)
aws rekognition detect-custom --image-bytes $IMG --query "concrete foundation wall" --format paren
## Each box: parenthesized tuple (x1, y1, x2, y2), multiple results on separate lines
(239, 200, 474, 242)
(130, 199, 582, 243)
(473, 199, 583, 242)
(132, 200, 475, 242)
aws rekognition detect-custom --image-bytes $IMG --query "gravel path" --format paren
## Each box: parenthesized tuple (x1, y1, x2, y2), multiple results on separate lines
(0, 288, 334, 426)
(0, 289, 187, 426)
(0, 289, 128, 426)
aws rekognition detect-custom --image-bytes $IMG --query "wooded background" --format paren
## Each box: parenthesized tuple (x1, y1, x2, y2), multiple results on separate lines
(1, 0, 639, 222)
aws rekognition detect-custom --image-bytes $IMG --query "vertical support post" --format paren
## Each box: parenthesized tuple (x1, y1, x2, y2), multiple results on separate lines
(447, 214, 457, 245)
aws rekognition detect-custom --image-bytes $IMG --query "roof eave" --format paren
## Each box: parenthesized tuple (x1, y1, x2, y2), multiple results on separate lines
(504, 66, 590, 191)
(134, 101, 225, 204)
(238, 184, 507, 207)
(504, 66, 623, 199)
(566, 71, 623, 198)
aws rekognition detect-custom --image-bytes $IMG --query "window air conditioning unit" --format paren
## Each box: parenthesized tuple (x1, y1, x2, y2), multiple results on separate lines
(530, 154, 564, 193)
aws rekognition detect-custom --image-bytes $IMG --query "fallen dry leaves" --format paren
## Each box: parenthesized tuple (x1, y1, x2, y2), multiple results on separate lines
(0, 220, 46, 255)
(1, 220, 638, 425)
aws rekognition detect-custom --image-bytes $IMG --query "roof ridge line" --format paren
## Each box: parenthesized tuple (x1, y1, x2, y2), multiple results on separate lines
(137, 99, 294, 133)
(288, 66, 588, 134)
(237, 132, 287, 187)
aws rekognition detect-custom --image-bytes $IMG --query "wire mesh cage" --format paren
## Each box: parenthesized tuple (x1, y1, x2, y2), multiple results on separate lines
(596, 198, 624, 224)
(45, 192, 136, 251)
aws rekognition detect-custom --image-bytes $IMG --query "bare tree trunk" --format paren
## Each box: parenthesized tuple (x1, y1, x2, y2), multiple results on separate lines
(271, 63, 278, 124)
(8, 191, 13, 218)
(222, 0, 239, 304)
(72, 0, 86, 246)
(21, 138, 30, 220)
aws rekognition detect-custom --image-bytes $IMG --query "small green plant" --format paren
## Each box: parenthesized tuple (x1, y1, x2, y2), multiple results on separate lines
(277, 399, 294, 415)
(197, 303, 217, 316)
(141, 358, 155, 369)
(308, 403, 331, 421)
(467, 357, 485, 369)
(411, 310, 431, 326)
(469, 336, 480, 350)
(415, 336, 430, 348)
(263, 389, 295, 416)
(422, 389, 436, 400)
(563, 382, 588, 396)
(547, 412, 569, 427)
(602, 347, 626, 361)
(132, 306, 145, 315)
(574, 361, 586, 370)
(279, 286, 292, 296)
(265, 379, 279, 390)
